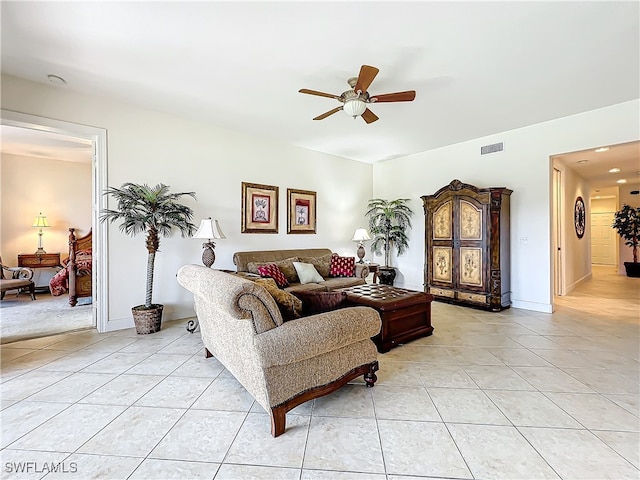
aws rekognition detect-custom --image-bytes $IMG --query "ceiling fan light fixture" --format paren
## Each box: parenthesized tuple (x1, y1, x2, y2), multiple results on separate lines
(343, 98, 367, 118)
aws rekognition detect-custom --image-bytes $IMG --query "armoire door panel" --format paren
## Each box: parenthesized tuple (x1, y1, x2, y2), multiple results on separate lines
(459, 200, 482, 240)
(459, 247, 483, 287)
(432, 246, 453, 283)
(433, 201, 453, 240)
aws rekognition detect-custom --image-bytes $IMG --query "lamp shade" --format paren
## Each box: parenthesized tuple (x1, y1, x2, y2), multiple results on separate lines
(343, 98, 367, 117)
(194, 218, 226, 239)
(352, 228, 371, 242)
(32, 213, 50, 228)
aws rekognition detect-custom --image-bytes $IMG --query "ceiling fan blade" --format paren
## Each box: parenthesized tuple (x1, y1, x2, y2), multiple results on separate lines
(361, 108, 379, 124)
(299, 89, 341, 100)
(313, 106, 343, 120)
(354, 65, 379, 94)
(370, 90, 416, 103)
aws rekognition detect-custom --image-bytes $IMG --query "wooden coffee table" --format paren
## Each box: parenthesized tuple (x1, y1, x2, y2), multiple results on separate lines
(339, 284, 434, 353)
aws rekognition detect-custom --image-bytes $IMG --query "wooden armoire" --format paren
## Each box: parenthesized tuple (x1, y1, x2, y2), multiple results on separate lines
(421, 179, 512, 311)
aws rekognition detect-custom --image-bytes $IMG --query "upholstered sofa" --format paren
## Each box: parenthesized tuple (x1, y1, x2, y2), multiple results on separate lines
(232, 248, 369, 293)
(176, 265, 381, 437)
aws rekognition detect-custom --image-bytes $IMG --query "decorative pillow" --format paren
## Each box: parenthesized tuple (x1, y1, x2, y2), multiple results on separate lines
(329, 254, 356, 278)
(254, 278, 302, 321)
(298, 254, 332, 278)
(247, 257, 299, 283)
(256, 264, 289, 288)
(292, 290, 348, 316)
(292, 262, 325, 284)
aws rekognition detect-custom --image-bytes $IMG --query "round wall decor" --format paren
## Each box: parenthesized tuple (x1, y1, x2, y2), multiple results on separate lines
(574, 196, 586, 238)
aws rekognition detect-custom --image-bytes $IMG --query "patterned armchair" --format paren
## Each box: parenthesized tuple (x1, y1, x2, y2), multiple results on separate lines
(0, 256, 36, 300)
(177, 265, 381, 437)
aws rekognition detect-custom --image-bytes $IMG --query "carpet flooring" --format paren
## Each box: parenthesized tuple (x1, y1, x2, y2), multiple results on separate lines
(1, 291, 93, 344)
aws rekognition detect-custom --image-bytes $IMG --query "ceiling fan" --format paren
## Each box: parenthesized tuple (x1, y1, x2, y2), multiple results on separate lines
(299, 65, 416, 124)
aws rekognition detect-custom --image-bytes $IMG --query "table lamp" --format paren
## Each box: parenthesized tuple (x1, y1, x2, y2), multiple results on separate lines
(193, 217, 226, 268)
(32, 212, 50, 254)
(352, 228, 371, 263)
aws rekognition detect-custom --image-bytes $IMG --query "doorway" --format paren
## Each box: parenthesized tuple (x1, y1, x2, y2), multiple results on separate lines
(1, 110, 109, 336)
(550, 140, 639, 313)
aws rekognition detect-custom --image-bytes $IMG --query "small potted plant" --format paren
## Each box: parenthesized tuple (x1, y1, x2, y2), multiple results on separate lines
(611, 203, 640, 277)
(101, 183, 197, 333)
(365, 198, 414, 285)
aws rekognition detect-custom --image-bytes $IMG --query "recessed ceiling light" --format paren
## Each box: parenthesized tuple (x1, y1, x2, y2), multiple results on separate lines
(595, 147, 609, 153)
(47, 74, 66, 85)
(609, 168, 621, 173)
(617, 179, 627, 184)
(577, 159, 589, 164)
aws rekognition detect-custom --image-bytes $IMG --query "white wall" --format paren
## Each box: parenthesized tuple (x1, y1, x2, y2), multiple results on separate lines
(617, 183, 640, 273)
(557, 162, 591, 292)
(3, 73, 637, 320)
(1, 74, 373, 330)
(373, 99, 640, 312)
(1, 153, 92, 264)
(591, 197, 617, 214)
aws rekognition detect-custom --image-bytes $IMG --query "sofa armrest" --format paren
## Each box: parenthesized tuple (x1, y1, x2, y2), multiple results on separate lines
(254, 306, 381, 368)
(355, 264, 370, 279)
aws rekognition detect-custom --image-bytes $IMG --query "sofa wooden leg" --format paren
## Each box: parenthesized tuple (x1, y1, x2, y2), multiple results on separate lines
(28, 283, 36, 301)
(205, 348, 213, 358)
(270, 406, 286, 437)
(364, 361, 379, 388)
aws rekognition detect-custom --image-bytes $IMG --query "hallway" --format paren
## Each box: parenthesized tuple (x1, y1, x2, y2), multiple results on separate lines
(555, 265, 640, 329)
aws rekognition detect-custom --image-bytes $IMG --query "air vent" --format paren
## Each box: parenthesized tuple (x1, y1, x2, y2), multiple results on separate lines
(481, 142, 504, 155)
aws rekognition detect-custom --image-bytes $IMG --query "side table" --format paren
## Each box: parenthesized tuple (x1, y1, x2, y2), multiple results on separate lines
(18, 253, 62, 293)
(18, 253, 61, 269)
(367, 263, 379, 283)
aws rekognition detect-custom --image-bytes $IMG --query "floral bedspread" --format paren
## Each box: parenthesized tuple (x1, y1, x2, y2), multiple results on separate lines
(49, 251, 92, 296)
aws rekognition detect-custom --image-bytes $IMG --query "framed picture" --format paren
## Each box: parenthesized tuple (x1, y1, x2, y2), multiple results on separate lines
(241, 182, 279, 233)
(287, 188, 316, 234)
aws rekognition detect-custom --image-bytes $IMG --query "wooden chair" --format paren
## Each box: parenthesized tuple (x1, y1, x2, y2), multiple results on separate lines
(0, 256, 36, 300)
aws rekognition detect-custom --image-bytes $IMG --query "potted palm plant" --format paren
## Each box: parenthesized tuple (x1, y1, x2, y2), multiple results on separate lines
(101, 183, 197, 334)
(611, 203, 640, 277)
(365, 198, 414, 285)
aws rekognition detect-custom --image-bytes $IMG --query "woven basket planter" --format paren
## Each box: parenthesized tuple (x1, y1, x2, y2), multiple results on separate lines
(132, 304, 164, 334)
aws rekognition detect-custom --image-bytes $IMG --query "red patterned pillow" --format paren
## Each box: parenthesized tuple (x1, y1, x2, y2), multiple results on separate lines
(257, 264, 289, 288)
(329, 254, 355, 278)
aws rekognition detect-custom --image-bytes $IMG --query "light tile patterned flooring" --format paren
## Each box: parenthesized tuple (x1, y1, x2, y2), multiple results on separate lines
(1, 266, 638, 479)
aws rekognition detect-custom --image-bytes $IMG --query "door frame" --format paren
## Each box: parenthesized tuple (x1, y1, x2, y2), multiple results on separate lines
(552, 166, 565, 301)
(1, 109, 109, 333)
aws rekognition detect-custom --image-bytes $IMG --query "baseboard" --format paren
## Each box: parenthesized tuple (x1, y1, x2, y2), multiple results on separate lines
(104, 316, 134, 332)
(565, 271, 593, 295)
(511, 299, 553, 313)
(103, 306, 195, 333)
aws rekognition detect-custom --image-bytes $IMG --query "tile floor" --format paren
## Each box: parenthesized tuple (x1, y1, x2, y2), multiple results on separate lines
(1, 266, 638, 479)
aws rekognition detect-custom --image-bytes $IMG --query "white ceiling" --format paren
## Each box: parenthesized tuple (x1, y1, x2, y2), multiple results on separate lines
(0, 125, 92, 163)
(553, 141, 640, 191)
(1, 2, 638, 174)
